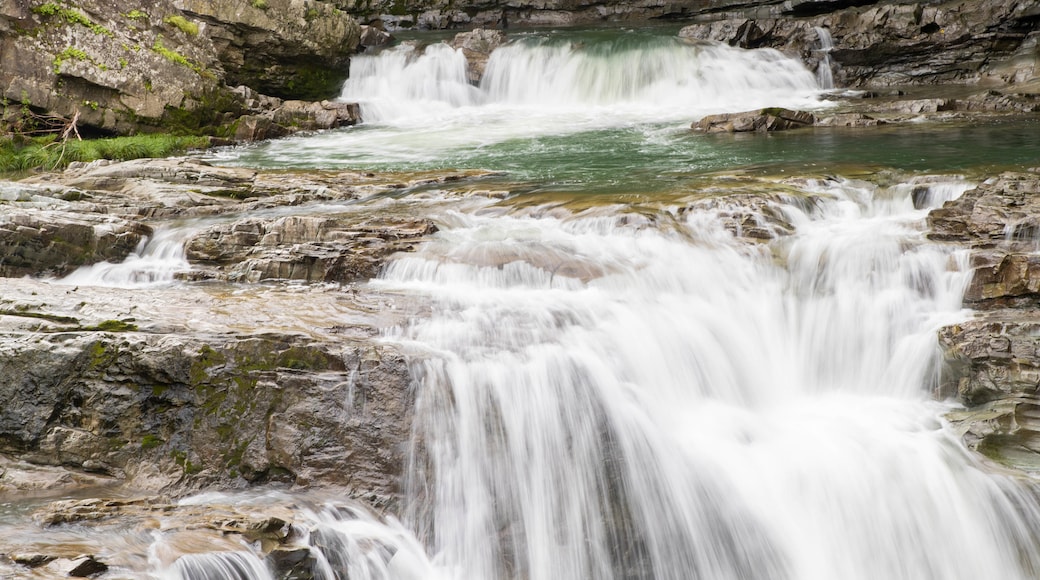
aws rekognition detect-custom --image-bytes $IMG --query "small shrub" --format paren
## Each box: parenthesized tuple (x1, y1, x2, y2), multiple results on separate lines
(125, 9, 147, 20)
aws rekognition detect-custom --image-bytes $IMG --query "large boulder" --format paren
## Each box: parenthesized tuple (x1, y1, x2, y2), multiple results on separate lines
(0, 0, 363, 137)
(0, 0, 230, 135)
(0, 323, 414, 499)
(174, 0, 362, 100)
(452, 28, 506, 84)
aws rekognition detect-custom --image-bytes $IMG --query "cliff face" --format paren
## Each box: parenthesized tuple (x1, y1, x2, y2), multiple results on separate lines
(678, 0, 1040, 89)
(0, 0, 361, 136)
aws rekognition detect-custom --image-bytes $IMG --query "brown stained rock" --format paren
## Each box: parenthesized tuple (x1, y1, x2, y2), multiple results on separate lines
(452, 28, 506, 84)
(940, 316, 1040, 472)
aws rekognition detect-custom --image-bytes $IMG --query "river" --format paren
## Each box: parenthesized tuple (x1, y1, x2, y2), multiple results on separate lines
(7, 26, 1040, 580)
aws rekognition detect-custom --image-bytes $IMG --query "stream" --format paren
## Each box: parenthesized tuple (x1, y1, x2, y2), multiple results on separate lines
(6, 26, 1040, 580)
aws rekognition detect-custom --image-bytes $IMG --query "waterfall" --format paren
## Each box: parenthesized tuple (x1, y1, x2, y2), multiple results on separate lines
(375, 178, 1040, 580)
(57, 225, 191, 288)
(814, 27, 835, 90)
(340, 34, 823, 134)
(160, 552, 273, 580)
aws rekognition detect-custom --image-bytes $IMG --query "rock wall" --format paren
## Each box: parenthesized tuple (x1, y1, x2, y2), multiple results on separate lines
(678, 0, 1040, 88)
(0, 158, 485, 499)
(929, 172, 1040, 473)
(0, 0, 362, 137)
(0, 331, 413, 500)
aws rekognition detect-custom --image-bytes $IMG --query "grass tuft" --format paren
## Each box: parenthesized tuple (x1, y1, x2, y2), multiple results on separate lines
(0, 134, 210, 174)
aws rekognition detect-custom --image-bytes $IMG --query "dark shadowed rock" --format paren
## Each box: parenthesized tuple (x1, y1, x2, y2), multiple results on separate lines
(0, 331, 414, 498)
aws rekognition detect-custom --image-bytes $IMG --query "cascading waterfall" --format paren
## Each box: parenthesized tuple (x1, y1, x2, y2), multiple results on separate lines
(813, 27, 835, 90)
(332, 34, 824, 165)
(375, 178, 1040, 580)
(16, 27, 1040, 580)
(58, 225, 192, 288)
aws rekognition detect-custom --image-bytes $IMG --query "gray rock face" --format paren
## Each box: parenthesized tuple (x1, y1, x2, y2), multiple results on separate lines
(0, 324, 414, 498)
(678, 0, 1040, 88)
(0, 0, 362, 137)
(173, 0, 361, 100)
(0, 208, 148, 277)
(0, 0, 227, 134)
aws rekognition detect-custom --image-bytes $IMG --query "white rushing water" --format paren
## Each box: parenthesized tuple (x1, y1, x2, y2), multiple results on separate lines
(227, 34, 826, 168)
(373, 177, 1040, 580)
(58, 225, 192, 288)
(24, 31, 1040, 580)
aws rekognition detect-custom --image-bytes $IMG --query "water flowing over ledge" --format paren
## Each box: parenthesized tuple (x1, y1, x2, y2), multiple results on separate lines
(372, 177, 1040, 580)
(6, 24, 1040, 580)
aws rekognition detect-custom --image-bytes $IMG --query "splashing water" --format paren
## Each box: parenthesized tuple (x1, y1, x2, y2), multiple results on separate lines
(58, 225, 192, 289)
(374, 178, 1040, 580)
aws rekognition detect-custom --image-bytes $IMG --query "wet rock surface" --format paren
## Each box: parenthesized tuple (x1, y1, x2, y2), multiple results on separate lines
(930, 171, 1040, 472)
(0, 158, 494, 508)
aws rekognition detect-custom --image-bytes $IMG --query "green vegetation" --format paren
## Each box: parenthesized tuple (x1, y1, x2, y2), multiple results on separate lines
(124, 9, 147, 20)
(0, 133, 210, 173)
(52, 46, 89, 74)
(251, 0, 269, 9)
(0, 309, 79, 325)
(141, 433, 164, 450)
(151, 37, 203, 74)
(85, 319, 139, 332)
(163, 14, 199, 36)
(33, 3, 113, 36)
(305, 8, 320, 20)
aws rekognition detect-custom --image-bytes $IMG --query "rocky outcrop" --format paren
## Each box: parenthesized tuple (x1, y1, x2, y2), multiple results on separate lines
(929, 171, 1040, 472)
(0, 330, 413, 497)
(0, 0, 228, 135)
(174, 0, 361, 100)
(185, 215, 437, 283)
(1, 0, 363, 137)
(678, 0, 1040, 88)
(693, 107, 817, 133)
(927, 172, 1040, 306)
(0, 158, 496, 499)
(452, 28, 506, 84)
(0, 207, 148, 277)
